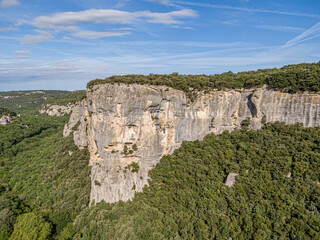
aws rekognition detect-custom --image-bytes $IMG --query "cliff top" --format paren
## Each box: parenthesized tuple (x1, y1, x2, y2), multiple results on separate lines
(87, 62, 320, 100)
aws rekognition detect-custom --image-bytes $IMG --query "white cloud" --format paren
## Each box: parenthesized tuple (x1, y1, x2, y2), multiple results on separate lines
(20, 30, 54, 44)
(71, 31, 131, 39)
(0, 0, 20, 8)
(30, 9, 197, 29)
(285, 22, 320, 46)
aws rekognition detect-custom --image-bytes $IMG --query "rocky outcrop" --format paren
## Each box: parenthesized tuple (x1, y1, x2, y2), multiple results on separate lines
(0, 115, 13, 125)
(64, 84, 320, 204)
(39, 103, 75, 116)
(225, 173, 239, 187)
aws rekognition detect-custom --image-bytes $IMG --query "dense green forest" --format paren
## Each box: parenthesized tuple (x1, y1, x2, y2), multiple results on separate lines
(88, 62, 320, 100)
(0, 114, 91, 239)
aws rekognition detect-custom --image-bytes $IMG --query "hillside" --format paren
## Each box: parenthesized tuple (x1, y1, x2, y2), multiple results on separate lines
(72, 123, 320, 239)
(0, 91, 69, 115)
(1, 117, 320, 239)
(0, 114, 91, 239)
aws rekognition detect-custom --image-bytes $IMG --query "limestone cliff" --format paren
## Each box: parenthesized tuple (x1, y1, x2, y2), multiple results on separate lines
(64, 84, 320, 204)
(39, 103, 75, 116)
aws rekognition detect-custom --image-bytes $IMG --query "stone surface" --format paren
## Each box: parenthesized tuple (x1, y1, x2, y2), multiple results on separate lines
(225, 173, 239, 187)
(64, 84, 320, 204)
(39, 103, 75, 116)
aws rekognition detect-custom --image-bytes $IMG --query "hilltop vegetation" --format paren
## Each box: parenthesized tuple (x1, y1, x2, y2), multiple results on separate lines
(88, 62, 320, 100)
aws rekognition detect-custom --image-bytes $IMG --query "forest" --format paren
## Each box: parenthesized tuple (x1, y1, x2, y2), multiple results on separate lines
(88, 62, 320, 100)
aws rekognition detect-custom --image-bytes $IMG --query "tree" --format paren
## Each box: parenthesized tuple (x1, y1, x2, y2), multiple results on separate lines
(9, 212, 52, 240)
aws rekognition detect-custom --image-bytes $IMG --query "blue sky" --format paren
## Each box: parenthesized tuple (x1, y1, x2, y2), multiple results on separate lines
(0, 0, 319, 90)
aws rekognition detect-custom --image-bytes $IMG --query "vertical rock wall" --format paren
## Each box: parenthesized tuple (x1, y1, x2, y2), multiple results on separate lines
(63, 84, 320, 204)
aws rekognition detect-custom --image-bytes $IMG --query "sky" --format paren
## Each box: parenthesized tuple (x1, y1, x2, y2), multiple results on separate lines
(0, 0, 319, 91)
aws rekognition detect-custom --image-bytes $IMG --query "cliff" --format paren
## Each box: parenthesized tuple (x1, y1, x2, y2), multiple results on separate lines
(64, 84, 320, 204)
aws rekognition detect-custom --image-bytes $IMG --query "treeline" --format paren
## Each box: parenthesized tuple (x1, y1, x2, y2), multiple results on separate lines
(88, 62, 320, 100)
(72, 123, 320, 239)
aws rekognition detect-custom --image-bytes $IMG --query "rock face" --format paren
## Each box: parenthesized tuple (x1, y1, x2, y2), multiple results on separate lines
(64, 84, 320, 204)
(39, 104, 75, 116)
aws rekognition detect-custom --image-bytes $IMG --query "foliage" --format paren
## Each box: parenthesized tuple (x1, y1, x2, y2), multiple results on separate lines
(73, 123, 320, 239)
(87, 62, 320, 101)
(0, 115, 91, 239)
(0, 91, 68, 115)
(241, 117, 251, 127)
(9, 212, 52, 240)
(0, 107, 16, 118)
(43, 90, 86, 106)
(126, 162, 140, 173)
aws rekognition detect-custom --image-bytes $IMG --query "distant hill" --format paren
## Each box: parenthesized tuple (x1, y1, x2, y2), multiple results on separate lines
(42, 90, 86, 106)
(0, 90, 68, 115)
(0, 90, 85, 115)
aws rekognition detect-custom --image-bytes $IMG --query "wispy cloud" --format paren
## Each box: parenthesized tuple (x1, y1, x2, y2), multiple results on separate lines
(146, 0, 179, 7)
(0, 27, 17, 32)
(173, 1, 320, 19)
(285, 22, 320, 46)
(20, 30, 54, 44)
(15, 55, 31, 59)
(28, 9, 197, 29)
(71, 31, 131, 39)
(221, 20, 239, 26)
(14, 49, 31, 54)
(18, 8, 197, 44)
(255, 25, 306, 33)
(0, 0, 20, 8)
